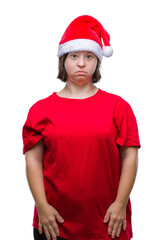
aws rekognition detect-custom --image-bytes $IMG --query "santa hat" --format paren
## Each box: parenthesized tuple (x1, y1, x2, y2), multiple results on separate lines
(57, 15, 113, 62)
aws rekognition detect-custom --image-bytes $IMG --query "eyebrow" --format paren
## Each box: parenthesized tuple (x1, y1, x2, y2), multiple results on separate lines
(70, 51, 93, 54)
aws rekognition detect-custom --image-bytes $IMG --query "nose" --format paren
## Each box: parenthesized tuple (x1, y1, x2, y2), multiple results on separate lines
(77, 56, 85, 67)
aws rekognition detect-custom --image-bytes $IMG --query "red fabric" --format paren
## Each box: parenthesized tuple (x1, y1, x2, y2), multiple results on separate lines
(59, 15, 111, 48)
(22, 88, 141, 240)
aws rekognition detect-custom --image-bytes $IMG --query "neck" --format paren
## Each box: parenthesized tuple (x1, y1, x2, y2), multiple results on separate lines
(63, 82, 98, 98)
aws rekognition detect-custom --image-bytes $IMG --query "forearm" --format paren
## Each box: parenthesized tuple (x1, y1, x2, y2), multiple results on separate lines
(26, 155, 48, 209)
(115, 148, 138, 206)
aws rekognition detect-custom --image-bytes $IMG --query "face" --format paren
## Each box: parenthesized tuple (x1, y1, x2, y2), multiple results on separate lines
(64, 51, 98, 85)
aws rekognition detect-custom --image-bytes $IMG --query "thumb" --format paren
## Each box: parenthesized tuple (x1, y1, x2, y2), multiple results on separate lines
(103, 210, 111, 223)
(55, 211, 64, 223)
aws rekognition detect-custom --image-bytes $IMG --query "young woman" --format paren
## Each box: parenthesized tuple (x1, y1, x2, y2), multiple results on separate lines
(22, 15, 141, 240)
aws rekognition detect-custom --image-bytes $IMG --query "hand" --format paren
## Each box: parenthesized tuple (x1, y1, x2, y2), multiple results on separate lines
(37, 203, 64, 240)
(103, 201, 127, 239)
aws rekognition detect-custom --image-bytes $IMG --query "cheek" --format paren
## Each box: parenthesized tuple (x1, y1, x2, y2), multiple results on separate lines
(64, 61, 69, 74)
(64, 61, 74, 76)
(91, 61, 98, 74)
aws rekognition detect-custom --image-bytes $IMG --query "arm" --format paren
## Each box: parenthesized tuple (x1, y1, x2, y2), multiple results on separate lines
(116, 145, 138, 205)
(25, 139, 47, 208)
(25, 140, 64, 240)
(103, 146, 139, 239)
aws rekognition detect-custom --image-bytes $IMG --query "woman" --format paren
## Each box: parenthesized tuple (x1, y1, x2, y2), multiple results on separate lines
(22, 15, 141, 240)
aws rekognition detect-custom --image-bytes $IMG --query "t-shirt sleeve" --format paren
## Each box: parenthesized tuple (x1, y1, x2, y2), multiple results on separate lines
(114, 97, 141, 148)
(22, 106, 43, 155)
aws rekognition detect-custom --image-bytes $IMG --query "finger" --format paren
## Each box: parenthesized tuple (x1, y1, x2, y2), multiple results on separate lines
(48, 225, 57, 240)
(43, 226, 51, 240)
(48, 213, 60, 236)
(55, 211, 64, 223)
(116, 222, 123, 238)
(38, 223, 43, 234)
(111, 222, 121, 239)
(123, 219, 127, 231)
(51, 221, 60, 237)
(104, 210, 111, 223)
(108, 217, 116, 236)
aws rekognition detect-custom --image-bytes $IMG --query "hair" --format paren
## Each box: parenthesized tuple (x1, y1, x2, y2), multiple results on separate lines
(57, 53, 102, 83)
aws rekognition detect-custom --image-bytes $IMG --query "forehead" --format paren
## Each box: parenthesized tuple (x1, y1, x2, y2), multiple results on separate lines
(69, 51, 95, 55)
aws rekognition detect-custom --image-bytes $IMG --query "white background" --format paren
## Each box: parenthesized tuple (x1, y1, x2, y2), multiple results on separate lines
(0, 0, 162, 239)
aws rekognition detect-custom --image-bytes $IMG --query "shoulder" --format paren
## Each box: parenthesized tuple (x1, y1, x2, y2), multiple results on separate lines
(101, 89, 130, 109)
(28, 92, 54, 116)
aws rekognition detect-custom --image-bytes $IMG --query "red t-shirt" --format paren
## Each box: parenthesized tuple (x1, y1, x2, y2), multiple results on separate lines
(22, 88, 141, 240)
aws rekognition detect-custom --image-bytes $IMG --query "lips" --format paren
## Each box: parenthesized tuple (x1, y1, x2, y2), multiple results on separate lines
(76, 71, 86, 74)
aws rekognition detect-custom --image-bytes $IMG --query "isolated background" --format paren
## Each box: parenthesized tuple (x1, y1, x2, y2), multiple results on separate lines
(0, 0, 162, 239)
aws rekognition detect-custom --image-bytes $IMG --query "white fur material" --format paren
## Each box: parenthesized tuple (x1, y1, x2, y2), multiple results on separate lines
(57, 39, 103, 61)
(103, 46, 113, 57)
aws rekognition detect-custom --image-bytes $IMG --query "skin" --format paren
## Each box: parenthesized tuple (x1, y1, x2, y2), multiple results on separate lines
(25, 140, 62, 240)
(25, 51, 139, 240)
(57, 51, 99, 98)
(103, 145, 139, 238)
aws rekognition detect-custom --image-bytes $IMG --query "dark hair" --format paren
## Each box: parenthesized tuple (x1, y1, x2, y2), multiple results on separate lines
(57, 53, 101, 83)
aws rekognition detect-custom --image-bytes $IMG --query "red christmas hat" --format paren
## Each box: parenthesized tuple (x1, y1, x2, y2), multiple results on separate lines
(57, 15, 113, 61)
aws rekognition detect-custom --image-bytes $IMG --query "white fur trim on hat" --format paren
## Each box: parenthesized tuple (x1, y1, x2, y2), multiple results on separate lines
(57, 39, 103, 62)
(103, 46, 113, 57)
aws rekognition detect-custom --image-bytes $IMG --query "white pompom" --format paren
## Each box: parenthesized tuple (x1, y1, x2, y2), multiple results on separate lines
(103, 46, 113, 57)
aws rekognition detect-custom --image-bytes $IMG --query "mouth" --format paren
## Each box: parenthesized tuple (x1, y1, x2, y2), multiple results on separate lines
(76, 71, 86, 75)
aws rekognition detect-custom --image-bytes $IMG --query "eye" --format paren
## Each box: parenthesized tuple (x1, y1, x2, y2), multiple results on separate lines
(71, 54, 78, 59)
(86, 54, 93, 59)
